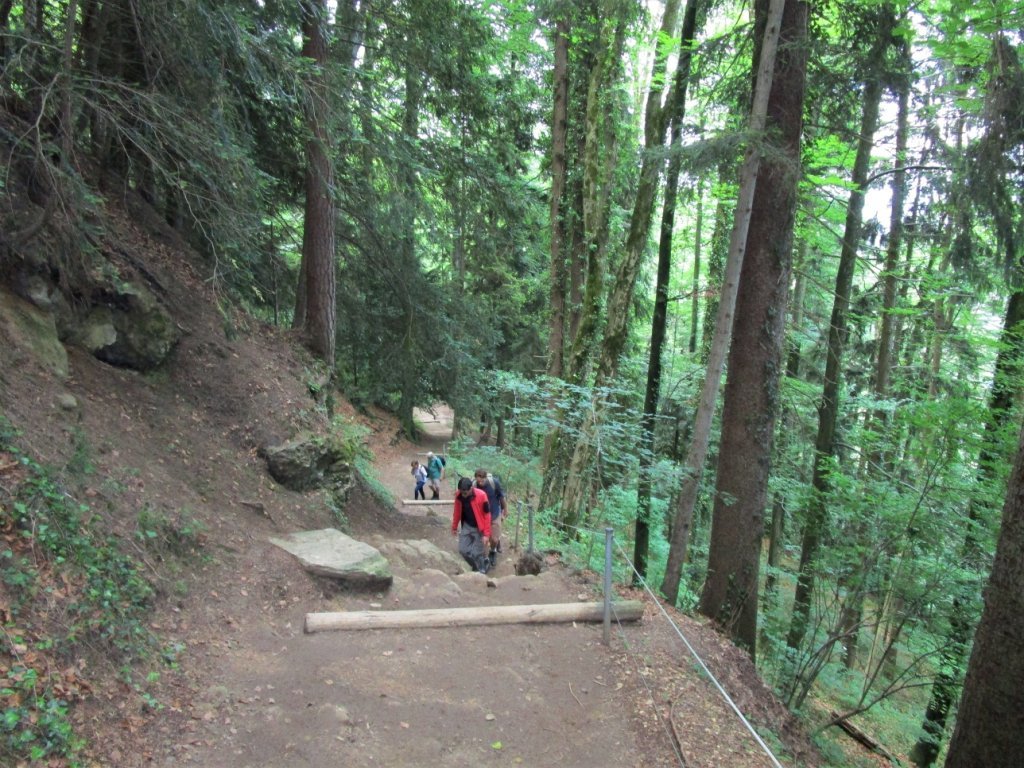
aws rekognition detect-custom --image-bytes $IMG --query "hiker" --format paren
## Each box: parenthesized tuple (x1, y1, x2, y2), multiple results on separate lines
(452, 476, 492, 574)
(474, 468, 507, 567)
(411, 460, 427, 500)
(426, 451, 445, 499)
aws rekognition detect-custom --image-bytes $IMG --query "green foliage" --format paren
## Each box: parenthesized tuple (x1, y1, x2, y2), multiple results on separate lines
(353, 455, 395, 513)
(328, 415, 374, 465)
(1, 664, 83, 764)
(0, 420, 160, 765)
(135, 506, 206, 558)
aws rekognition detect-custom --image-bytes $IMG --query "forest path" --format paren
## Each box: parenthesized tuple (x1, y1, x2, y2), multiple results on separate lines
(161, 405, 678, 768)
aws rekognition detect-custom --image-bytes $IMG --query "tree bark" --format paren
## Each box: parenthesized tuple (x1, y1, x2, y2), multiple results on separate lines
(634, 0, 702, 580)
(697, 0, 808, 658)
(556, 0, 685, 528)
(296, 0, 337, 368)
(539, 4, 626, 513)
(661, 0, 790, 606)
(546, 16, 570, 379)
(944, 417, 1024, 767)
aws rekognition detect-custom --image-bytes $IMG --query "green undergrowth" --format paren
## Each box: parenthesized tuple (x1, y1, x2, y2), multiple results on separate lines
(331, 415, 395, 514)
(0, 418, 167, 766)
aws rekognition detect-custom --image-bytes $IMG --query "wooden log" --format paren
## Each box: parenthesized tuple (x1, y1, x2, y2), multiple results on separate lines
(305, 600, 644, 634)
(829, 711, 898, 764)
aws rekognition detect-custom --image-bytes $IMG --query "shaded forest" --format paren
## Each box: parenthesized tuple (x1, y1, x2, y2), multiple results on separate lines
(2, 0, 1023, 765)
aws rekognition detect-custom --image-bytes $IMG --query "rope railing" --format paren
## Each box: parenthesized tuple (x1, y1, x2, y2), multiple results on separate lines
(544, 520, 786, 768)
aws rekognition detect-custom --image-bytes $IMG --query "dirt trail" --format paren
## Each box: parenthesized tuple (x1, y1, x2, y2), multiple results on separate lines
(154, 406, 675, 768)
(2, 204, 818, 768)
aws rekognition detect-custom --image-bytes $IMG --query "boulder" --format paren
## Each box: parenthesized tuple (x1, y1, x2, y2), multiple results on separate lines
(0, 287, 68, 377)
(270, 528, 392, 590)
(69, 281, 179, 371)
(373, 538, 469, 575)
(263, 433, 352, 492)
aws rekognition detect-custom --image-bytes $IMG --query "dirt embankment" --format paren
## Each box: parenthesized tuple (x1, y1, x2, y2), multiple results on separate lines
(1, 205, 819, 768)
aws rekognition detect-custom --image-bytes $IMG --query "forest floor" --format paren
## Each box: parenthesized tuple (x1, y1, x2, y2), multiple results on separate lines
(1, 201, 824, 767)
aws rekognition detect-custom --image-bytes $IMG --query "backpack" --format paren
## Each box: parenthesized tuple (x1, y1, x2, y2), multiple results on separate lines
(439, 455, 447, 467)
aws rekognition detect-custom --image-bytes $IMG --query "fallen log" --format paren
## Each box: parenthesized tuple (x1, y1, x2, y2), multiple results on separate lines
(305, 600, 644, 634)
(829, 711, 898, 764)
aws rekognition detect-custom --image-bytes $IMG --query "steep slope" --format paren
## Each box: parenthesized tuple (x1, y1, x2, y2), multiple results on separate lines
(1, 200, 820, 767)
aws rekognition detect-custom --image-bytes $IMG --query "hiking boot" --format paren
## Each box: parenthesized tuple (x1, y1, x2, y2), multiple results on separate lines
(488, 551, 497, 567)
(478, 559, 490, 574)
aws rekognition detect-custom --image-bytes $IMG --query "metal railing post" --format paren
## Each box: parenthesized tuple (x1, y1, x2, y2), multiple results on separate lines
(603, 527, 613, 645)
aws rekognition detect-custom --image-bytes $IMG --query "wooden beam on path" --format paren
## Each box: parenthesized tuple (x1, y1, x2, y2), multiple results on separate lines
(401, 499, 451, 505)
(304, 600, 644, 634)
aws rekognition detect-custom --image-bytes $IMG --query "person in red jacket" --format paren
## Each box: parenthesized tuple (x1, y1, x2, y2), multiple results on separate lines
(452, 476, 492, 573)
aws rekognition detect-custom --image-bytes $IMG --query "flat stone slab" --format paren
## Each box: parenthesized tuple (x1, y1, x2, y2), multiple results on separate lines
(270, 529, 393, 590)
(370, 538, 469, 575)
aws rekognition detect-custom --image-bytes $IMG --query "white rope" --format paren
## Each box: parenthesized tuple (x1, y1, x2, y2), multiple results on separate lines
(549, 521, 785, 766)
(612, 539, 787, 768)
(608, 600, 689, 767)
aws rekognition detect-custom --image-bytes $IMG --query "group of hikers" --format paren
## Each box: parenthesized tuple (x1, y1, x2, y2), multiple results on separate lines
(409, 454, 508, 575)
(410, 451, 444, 500)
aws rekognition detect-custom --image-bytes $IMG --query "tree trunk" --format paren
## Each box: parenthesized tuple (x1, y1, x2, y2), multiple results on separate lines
(764, 237, 807, 606)
(546, 16, 570, 379)
(396, 61, 423, 435)
(296, 0, 336, 368)
(843, 56, 911, 671)
(944, 417, 1024, 768)
(688, 181, 703, 355)
(539, 6, 626, 514)
(661, 0, 790, 606)
(555, 0, 681, 526)
(634, 0, 702, 580)
(697, 0, 807, 658)
(910, 289, 1024, 766)
(305, 600, 645, 633)
(786, 12, 892, 650)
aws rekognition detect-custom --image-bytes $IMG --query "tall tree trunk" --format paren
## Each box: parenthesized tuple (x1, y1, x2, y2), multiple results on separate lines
(696, 0, 808, 658)
(661, 0, 790, 606)
(764, 237, 808, 605)
(547, 16, 570, 379)
(699, 169, 731, 360)
(688, 181, 704, 355)
(786, 10, 893, 650)
(634, 0, 702, 580)
(944, 416, 1024, 768)
(396, 61, 423, 435)
(539, 3, 627, 513)
(841, 56, 911, 671)
(296, 0, 336, 369)
(558, 0, 693, 528)
(910, 288, 1024, 766)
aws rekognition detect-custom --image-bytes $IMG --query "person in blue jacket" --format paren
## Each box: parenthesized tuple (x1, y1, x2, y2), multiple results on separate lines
(425, 451, 445, 499)
(474, 468, 507, 567)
